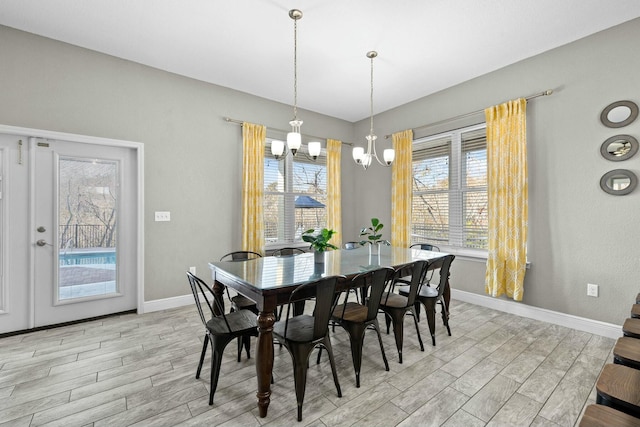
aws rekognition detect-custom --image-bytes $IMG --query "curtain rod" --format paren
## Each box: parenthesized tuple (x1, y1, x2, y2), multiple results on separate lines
(383, 89, 554, 139)
(223, 116, 353, 146)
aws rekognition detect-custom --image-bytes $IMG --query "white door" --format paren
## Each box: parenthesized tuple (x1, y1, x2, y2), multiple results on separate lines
(0, 135, 31, 332)
(0, 133, 139, 333)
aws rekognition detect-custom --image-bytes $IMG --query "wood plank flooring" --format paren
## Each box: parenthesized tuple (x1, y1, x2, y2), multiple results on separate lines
(0, 300, 615, 426)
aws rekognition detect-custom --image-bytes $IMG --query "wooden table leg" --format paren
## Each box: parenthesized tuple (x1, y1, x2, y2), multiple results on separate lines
(212, 280, 225, 316)
(256, 309, 275, 418)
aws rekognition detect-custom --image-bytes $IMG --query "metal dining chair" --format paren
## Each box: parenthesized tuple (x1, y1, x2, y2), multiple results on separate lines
(273, 275, 345, 421)
(186, 272, 258, 405)
(326, 267, 393, 387)
(379, 260, 428, 363)
(272, 247, 306, 321)
(414, 254, 455, 346)
(395, 243, 441, 321)
(271, 247, 306, 256)
(219, 250, 262, 360)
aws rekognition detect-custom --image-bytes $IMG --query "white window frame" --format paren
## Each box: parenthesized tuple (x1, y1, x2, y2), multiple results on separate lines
(263, 139, 327, 249)
(412, 123, 488, 260)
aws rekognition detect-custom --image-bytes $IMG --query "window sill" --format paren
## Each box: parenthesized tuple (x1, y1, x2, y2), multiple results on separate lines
(438, 246, 530, 269)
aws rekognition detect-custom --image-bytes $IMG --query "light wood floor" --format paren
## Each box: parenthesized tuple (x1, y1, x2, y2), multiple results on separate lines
(0, 300, 615, 426)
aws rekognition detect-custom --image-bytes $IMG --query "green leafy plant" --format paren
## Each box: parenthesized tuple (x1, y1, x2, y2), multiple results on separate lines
(359, 218, 390, 246)
(302, 228, 338, 252)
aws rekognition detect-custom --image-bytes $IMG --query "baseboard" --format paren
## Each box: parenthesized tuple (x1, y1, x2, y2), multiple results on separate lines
(144, 289, 622, 339)
(143, 294, 195, 313)
(451, 289, 622, 339)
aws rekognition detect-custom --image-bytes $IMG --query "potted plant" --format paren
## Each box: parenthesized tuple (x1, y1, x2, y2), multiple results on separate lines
(359, 218, 390, 256)
(302, 228, 338, 263)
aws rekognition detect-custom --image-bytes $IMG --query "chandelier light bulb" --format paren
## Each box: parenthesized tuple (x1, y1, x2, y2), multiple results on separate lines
(287, 131, 301, 155)
(352, 146, 364, 163)
(308, 141, 321, 159)
(383, 149, 395, 165)
(271, 140, 285, 159)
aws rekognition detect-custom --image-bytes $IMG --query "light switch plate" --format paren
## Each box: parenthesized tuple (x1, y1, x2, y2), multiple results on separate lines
(155, 211, 171, 221)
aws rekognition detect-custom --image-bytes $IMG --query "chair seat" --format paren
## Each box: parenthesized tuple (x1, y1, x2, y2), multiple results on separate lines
(399, 285, 438, 299)
(579, 404, 640, 427)
(418, 286, 439, 298)
(623, 318, 640, 339)
(207, 309, 257, 336)
(614, 337, 640, 370)
(596, 364, 640, 417)
(231, 294, 257, 309)
(380, 292, 409, 308)
(273, 314, 316, 343)
(632, 305, 640, 319)
(332, 302, 368, 323)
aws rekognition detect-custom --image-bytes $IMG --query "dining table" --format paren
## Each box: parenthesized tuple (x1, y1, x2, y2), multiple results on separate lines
(208, 244, 452, 418)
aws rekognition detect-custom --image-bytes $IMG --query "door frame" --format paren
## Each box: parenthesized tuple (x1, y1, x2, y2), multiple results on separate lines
(0, 124, 145, 327)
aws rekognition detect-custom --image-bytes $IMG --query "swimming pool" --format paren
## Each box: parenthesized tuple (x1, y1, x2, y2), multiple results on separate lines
(59, 251, 116, 266)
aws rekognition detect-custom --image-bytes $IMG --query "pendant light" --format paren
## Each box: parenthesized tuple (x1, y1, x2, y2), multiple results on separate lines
(271, 9, 322, 161)
(352, 51, 395, 169)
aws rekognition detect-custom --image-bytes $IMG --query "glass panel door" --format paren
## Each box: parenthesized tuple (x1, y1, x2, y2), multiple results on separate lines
(58, 157, 119, 301)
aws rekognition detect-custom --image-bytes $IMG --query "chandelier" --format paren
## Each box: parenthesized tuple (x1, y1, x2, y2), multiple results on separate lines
(352, 51, 395, 169)
(271, 9, 322, 161)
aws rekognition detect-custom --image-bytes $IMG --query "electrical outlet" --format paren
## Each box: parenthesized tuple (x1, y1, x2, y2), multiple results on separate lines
(155, 211, 171, 221)
(189, 266, 196, 275)
(587, 283, 599, 297)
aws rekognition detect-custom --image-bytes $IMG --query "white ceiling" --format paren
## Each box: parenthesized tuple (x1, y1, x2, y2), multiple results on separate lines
(1, 0, 640, 122)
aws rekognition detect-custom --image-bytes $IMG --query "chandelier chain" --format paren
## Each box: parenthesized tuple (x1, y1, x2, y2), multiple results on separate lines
(370, 53, 375, 137)
(292, 16, 298, 120)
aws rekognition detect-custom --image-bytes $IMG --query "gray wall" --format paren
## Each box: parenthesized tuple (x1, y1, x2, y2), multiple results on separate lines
(0, 25, 354, 301)
(1, 18, 639, 325)
(350, 18, 640, 324)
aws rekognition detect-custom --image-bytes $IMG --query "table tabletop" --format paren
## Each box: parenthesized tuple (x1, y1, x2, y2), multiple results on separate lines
(209, 245, 447, 292)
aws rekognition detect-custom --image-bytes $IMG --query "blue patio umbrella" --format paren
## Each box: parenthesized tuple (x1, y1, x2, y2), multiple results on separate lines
(295, 196, 325, 230)
(295, 195, 325, 209)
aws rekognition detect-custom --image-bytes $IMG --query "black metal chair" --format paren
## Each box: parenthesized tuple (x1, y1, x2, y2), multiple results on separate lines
(327, 267, 393, 387)
(186, 272, 258, 405)
(219, 251, 262, 360)
(343, 241, 361, 250)
(273, 275, 345, 421)
(219, 251, 263, 315)
(410, 243, 440, 252)
(379, 260, 428, 363)
(272, 247, 306, 321)
(395, 243, 441, 321)
(414, 254, 455, 346)
(272, 247, 306, 256)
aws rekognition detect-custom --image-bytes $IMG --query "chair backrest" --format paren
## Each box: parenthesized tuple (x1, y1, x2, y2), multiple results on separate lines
(272, 247, 306, 257)
(283, 275, 344, 341)
(186, 272, 231, 332)
(349, 267, 395, 321)
(430, 255, 455, 298)
(410, 243, 440, 252)
(343, 242, 360, 250)
(220, 251, 263, 262)
(389, 260, 428, 307)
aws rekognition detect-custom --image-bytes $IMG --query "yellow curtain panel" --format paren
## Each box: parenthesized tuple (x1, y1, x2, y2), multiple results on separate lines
(391, 129, 413, 248)
(241, 122, 266, 255)
(484, 98, 528, 301)
(326, 139, 342, 247)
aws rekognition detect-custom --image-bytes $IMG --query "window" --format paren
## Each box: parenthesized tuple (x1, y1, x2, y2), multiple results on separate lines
(411, 123, 487, 251)
(264, 139, 327, 245)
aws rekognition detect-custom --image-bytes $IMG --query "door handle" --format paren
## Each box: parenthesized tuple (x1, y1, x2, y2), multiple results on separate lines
(36, 239, 51, 247)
